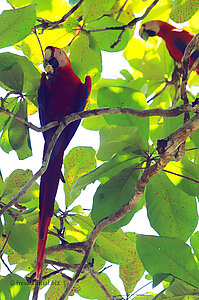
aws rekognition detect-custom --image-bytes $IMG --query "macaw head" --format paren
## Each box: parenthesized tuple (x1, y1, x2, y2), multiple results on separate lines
(44, 46, 71, 74)
(139, 20, 162, 41)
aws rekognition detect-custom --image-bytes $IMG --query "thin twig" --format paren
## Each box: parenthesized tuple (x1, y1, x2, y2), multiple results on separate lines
(35, 0, 85, 31)
(163, 168, 199, 183)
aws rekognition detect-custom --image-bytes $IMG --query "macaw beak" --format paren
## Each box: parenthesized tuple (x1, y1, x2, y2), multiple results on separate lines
(43, 48, 59, 73)
(139, 26, 156, 41)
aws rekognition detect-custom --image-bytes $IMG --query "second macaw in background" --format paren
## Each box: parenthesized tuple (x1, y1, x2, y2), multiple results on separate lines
(36, 46, 91, 280)
(139, 20, 199, 74)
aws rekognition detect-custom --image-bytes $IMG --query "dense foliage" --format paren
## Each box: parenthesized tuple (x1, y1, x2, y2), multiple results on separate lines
(0, 0, 199, 299)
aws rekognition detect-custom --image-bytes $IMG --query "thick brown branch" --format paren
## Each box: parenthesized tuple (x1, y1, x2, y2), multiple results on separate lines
(0, 104, 194, 134)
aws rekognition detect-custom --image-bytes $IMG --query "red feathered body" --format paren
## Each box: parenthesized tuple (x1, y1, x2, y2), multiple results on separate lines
(140, 20, 199, 74)
(36, 46, 91, 279)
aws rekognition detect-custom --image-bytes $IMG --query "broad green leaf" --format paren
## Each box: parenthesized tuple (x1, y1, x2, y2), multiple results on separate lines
(85, 16, 129, 52)
(91, 167, 141, 231)
(77, 273, 120, 299)
(82, 101, 108, 131)
(164, 156, 199, 197)
(46, 273, 67, 299)
(136, 235, 199, 288)
(146, 172, 197, 241)
(93, 229, 144, 293)
(70, 33, 102, 83)
(0, 5, 36, 49)
(0, 53, 40, 106)
(190, 231, 199, 262)
(83, 0, 116, 22)
(2, 169, 33, 200)
(8, 101, 32, 159)
(0, 119, 13, 154)
(18, 182, 39, 204)
(170, 0, 199, 22)
(160, 114, 184, 138)
(8, 101, 27, 149)
(0, 97, 17, 132)
(64, 146, 96, 206)
(0, 63, 24, 93)
(163, 278, 199, 299)
(97, 86, 149, 147)
(0, 274, 30, 300)
(119, 232, 145, 295)
(71, 152, 142, 199)
(97, 125, 146, 161)
(4, 212, 37, 255)
(82, 77, 125, 131)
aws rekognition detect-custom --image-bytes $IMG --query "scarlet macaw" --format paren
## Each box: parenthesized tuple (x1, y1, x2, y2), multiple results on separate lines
(139, 20, 199, 74)
(36, 46, 91, 280)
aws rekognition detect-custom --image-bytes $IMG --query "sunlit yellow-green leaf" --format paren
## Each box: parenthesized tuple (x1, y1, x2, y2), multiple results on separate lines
(21, 27, 75, 65)
(142, 0, 172, 22)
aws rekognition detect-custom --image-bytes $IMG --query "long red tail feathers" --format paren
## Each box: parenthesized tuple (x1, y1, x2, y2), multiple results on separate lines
(36, 215, 51, 280)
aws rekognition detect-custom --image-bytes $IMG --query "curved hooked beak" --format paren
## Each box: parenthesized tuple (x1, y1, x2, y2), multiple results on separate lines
(139, 26, 156, 41)
(43, 48, 59, 73)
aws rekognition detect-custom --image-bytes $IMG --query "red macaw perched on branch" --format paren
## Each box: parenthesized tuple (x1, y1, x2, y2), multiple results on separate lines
(139, 20, 199, 74)
(36, 46, 91, 280)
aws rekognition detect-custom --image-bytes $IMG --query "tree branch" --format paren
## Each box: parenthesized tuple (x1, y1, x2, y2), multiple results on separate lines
(49, 112, 199, 298)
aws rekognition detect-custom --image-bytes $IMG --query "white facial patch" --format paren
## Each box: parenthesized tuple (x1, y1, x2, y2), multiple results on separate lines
(45, 48, 52, 61)
(54, 48, 68, 68)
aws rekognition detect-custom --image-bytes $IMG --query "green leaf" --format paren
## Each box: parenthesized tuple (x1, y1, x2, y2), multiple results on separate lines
(164, 156, 199, 197)
(7, 101, 32, 159)
(97, 86, 149, 148)
(0, 5, 36, 49)
(0, 53, 40, 106)
(64, 146, 96, 206)
(136, 235, 199, 288)
(4, 212, 37, 255)
(0, 98, 17, 132)
(85, 16, 129, 52)
(82, 77, 125, 131)
(119, 232, 145, 295)
(71, 152, 142, 199)
(2, 169, 33, 200)
(190, 232, 199, 262)
(146, 172, 198, 241)
(0, 274, 30, 300)
(97, 125, 146, 161)
(70, 33, 102, 83)
(91, 167, 141, 231)
(0, 63, 24, 93)
(83, 0, 116, 22)
(9, 101, 27, 149)
(77, 273, 120, 299)
(160, 114, 184, 138)
(170, 0, 199, 23)
(164, 278, 199, 299)
(91, 229, 144, 294)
